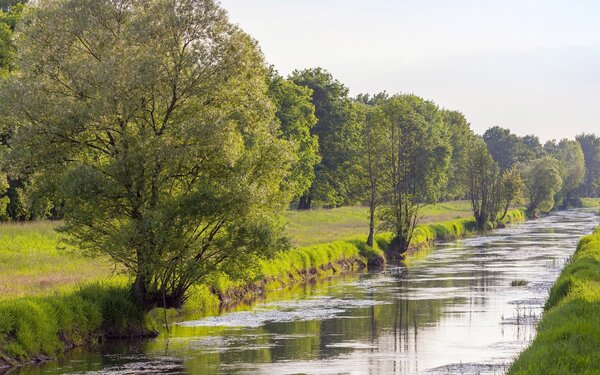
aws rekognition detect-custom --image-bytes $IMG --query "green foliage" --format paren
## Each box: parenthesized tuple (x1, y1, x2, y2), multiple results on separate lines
(483, 126, 541, 170)
(576, 133, 600, 198)
(522, 156, 563, 216)
(443, 110, 473, 199)
(377, 94, 452, 253)
(508, 225, 600, 374)
(267, 69, 320, 201)
(483, 126, 523, 170)
(354, 101, 390, 246)
(0, 3, 23, 74)
(545, 139, 586, 207)
(580, 198, 600, 208)
(0, 282, 147, 363)
(2, 0, 295, 309)
(290, 68, 361, 209)
(466, 137, 503, 230)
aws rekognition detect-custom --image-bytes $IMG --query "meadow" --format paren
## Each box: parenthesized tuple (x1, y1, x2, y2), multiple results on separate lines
(1, 201, 473, 300)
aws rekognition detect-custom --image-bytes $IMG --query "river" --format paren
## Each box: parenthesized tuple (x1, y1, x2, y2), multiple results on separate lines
(15, 209, 600, 375)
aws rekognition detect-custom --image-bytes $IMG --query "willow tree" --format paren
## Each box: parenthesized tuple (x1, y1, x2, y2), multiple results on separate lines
(1, 0, 294, 309)
(467, 138, 501, 230)
(379, 95, 451, 254)
(356, 103, 389, 247)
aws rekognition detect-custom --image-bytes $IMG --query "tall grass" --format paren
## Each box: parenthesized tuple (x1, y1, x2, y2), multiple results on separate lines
(0, 282, 151, 365)
(0, 222, 115, 299)
(508, 225, 600, 374)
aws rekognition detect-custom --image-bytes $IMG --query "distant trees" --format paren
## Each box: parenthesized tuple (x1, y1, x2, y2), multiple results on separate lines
(499, 167, 524, 219)
(545, 139, 586, 207)
(483, 126, 545, 171)
(2, 0, 295, 309)
(522, 157, 563, 217)
(483, 126, 522, 170)
(267, 69, 320, 201)
(576, 134, 600, 198)
(443, 110, 472, 200)
(290, 68, 360, 209)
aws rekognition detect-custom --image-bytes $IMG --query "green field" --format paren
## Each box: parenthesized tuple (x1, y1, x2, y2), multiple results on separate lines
(287, 200, 473, 246)
(0, 201, 473, 300)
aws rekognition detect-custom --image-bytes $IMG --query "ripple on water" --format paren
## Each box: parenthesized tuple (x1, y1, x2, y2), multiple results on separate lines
(177, 296, 387, 328)
(72, 358, 185, 375)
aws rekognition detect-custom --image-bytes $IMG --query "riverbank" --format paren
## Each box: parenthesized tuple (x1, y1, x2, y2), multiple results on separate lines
(508, 223, 600, 374)
(0, 206, 524, 369)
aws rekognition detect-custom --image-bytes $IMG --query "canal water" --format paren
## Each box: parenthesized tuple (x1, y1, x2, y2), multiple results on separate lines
(15, 209, 600, 374)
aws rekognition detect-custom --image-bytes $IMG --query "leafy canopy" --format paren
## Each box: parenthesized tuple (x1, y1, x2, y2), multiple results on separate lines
(1, 0, 294, 308)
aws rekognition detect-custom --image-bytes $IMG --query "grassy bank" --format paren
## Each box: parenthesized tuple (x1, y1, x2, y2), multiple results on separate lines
(580, 197, 600, 208)
(508, 224, 600, 374)
(0, 203, 523, 367)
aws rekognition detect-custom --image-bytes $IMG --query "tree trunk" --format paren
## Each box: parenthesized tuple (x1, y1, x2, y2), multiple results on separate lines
(390, 235, 409, 255)
(297, 195, 312, 210)
(367, 204, 375, 247)
(132, 274, 149, 309)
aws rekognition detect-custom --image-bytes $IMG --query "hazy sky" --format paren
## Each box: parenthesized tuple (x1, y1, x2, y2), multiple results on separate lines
(220, 0, 600, 141)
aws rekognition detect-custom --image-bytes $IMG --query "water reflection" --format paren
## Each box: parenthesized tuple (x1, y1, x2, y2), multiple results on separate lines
(13, 209, 600, 374)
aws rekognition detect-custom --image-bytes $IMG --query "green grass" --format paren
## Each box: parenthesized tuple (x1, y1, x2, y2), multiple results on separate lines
(0, 222, 116, 299)
(0, 281, 150, 365)
(580, 197, 600, 208)
(508, 225, 600, 374)
(287, 200, 473, 246)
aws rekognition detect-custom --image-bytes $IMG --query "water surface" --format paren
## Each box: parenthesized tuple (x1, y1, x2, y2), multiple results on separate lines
(15, 209, 600, 374)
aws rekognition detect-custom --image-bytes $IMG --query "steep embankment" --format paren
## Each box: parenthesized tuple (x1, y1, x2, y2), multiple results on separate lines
(0, 208, 524, 369)
(509, 223, 600, 374)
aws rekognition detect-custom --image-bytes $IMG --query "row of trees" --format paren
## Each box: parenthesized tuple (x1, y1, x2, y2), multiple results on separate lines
(1, 0, 599, 308)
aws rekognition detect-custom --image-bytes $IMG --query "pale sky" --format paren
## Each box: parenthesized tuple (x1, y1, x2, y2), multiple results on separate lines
(220, 0, 600, 141)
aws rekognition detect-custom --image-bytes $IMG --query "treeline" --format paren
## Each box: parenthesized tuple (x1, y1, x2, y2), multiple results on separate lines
(1, 0, 600, 308)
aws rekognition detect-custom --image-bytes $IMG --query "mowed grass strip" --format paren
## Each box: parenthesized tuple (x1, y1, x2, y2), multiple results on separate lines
(508, 225, 600, 374)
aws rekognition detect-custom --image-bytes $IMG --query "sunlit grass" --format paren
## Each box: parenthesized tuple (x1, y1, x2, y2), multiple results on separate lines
(580, 197, 600, 208)
(0, 222, 118, 300)
(287, 200, 473, 246)
(508, 225, 600, 374)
